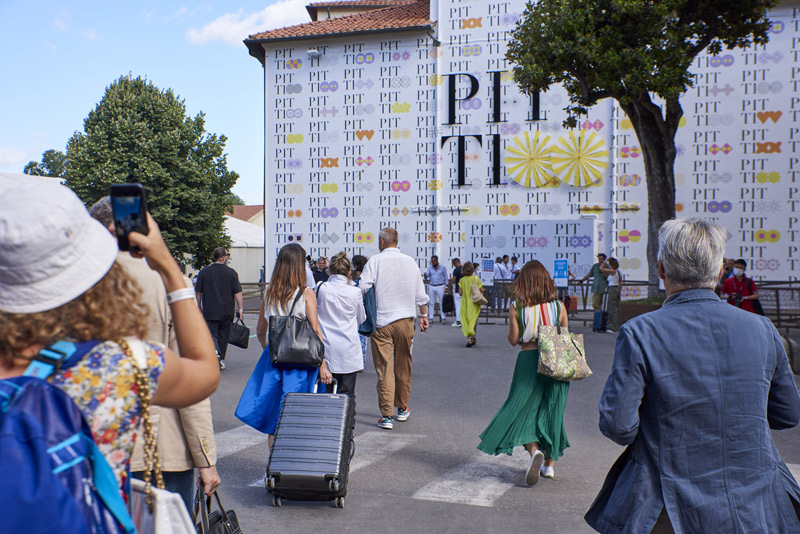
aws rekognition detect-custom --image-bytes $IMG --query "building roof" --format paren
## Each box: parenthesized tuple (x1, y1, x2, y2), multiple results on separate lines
(226, 204, 264, 222)
(245, 0, 432, 64)
(224, 216, 264, 248)
(305, 0, 417, 21)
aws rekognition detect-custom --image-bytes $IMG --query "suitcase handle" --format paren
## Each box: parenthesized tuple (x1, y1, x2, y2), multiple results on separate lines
(313, 377, 338, 394)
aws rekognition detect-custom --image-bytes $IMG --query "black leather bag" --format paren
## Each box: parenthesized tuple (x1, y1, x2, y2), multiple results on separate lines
(268, 290, 324, 368)
(195, 487, 242, 534)
(228, 318, 250, 349)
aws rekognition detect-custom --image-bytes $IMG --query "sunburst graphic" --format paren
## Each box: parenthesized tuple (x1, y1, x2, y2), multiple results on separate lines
(504, 131, 558, 188)
(550, 131, 609, 187)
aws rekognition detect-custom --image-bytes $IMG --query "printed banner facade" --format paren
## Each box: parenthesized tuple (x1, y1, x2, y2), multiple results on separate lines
(260, 1, 800, 293)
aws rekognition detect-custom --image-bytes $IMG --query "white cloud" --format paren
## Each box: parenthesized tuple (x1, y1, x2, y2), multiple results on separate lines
(0, 147, 28, 169)
(53, 7, 69, 30)
(84, 29, 100, 42)
(186, 0, 309, 46)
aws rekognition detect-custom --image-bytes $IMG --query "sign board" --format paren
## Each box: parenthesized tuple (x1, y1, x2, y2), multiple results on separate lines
(553, 259, 569, 288)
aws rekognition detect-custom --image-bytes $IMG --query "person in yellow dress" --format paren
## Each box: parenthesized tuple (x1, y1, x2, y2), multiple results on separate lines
(458, 261, 484, 347)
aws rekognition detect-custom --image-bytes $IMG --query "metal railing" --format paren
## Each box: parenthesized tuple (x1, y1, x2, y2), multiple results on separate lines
(243, 280, 800, 331)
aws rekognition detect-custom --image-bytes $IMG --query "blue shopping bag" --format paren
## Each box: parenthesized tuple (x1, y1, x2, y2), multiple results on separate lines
(234, 345, 277, 433)
(235, 344, 319, 434)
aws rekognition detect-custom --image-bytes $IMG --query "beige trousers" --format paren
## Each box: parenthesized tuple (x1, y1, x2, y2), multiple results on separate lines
(371, 317, 415, 418)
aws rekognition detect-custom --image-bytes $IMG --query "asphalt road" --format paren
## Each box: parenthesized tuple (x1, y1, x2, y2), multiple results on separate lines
(207, 313, 800, 533)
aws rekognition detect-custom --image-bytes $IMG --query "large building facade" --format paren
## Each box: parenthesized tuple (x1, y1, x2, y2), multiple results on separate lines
(246, 0, 800, 294)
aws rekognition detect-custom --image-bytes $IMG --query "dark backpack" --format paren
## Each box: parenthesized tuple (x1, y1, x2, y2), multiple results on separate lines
(0, 340, 135, 534)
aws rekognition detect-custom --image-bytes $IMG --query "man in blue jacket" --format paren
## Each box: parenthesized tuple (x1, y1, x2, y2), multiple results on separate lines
(586, 218, 800, 533)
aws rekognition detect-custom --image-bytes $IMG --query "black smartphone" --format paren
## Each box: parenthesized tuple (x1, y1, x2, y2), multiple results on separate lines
(110, 183, 149, 251)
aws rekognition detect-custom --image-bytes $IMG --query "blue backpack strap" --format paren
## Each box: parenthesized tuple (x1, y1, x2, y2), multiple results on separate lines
(88, 438, 136, 533)
(23, 340, 78, 378)
(23, 340, 103, 379)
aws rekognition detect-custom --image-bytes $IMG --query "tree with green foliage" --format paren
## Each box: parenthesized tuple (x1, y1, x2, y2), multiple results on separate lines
(507, 0, 776, 289)
(65, 75, 239, 269)
(24, 149, 67, 177)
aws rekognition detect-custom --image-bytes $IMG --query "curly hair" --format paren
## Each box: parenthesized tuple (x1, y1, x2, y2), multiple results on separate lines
(0, 262, 148, 365)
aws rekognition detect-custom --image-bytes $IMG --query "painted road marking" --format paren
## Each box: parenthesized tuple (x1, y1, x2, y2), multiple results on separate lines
(788, 463, 800, 482)
(246, 430, 424, 487)
(215, 425, 268, 460)
(412, 453, 522, 507)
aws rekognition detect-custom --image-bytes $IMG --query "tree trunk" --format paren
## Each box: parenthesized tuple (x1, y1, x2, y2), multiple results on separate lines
(619, 95, 680, 297)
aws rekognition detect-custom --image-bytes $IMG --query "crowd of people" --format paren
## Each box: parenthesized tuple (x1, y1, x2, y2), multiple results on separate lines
(1, 181, 797, 533)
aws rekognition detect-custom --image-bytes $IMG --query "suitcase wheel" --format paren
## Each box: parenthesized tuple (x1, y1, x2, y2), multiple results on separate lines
(335, 496, 344, 509)
(328, 479, 340, 493)
(272, 495, 282, 507)
(266, 476, 276, 491)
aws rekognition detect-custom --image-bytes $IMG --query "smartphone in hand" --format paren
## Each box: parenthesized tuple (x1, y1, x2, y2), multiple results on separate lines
(110, 183, 149, 251)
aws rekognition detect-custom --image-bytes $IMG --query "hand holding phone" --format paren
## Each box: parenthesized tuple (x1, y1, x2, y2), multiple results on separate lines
(110, 183, 149, 252)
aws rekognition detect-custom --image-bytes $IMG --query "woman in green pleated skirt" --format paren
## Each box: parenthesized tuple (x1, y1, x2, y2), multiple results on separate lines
(477, 260, 570, 486)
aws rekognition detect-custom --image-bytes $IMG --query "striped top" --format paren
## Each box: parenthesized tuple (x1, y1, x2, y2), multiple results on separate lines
(517, 300, 560, 343)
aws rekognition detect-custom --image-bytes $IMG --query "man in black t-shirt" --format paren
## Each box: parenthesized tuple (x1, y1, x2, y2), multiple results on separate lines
(195, 247, 243, 369)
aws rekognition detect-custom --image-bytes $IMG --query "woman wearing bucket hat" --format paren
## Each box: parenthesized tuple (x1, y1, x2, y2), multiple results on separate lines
(0, 182, 220, 491)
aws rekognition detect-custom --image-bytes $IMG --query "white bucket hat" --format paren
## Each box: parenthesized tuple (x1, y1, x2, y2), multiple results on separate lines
(0, 182, 119, 313)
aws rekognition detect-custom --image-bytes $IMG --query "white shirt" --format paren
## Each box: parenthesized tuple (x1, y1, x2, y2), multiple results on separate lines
(426, 264, 448, 285)
(359, 246, 429, 328)
(493, 262, 511, 281)
(316, 275, 366, 374)
(306, 266, 316, 289)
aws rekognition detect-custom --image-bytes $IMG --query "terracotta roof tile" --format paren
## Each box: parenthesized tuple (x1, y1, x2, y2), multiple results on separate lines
(245, 0, 432, 62)
(306, 0, 416, 7)
(226, 205, 264, 222)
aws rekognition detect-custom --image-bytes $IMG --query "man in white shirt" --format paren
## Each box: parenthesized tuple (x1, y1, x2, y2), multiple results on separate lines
(359, 228, 429, 430)
(491, 257, 511, 310)
(424, 255, 448, 324)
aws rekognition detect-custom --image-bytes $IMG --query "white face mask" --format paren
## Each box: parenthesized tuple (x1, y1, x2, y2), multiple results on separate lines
(733, 268, 744, 277)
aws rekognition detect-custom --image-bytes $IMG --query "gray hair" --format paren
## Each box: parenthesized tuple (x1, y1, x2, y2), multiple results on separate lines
(88, 196, 114, 227)
(379, 227, 398, 244)
(657, 218, 727, 289)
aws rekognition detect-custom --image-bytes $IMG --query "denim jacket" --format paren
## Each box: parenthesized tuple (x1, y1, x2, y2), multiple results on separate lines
(586, 289, 800, 534)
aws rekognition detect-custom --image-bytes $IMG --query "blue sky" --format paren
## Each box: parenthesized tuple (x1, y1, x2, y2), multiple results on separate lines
(0, 0, 310, 205)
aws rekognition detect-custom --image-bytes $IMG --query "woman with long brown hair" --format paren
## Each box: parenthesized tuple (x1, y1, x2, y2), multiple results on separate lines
(241, 243, 331, 450)
(477, 260, 570, 486)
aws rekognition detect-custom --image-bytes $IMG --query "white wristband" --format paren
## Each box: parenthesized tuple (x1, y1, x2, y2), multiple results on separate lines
(167, 288, 196, 304)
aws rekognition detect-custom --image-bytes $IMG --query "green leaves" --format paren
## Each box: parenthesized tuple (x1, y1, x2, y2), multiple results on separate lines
(508, 0, 776, 116)
(23, 149, 67, 177)
(64, 76, 238, 269)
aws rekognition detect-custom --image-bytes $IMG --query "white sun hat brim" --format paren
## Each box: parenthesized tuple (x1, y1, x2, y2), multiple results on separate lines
(0, 182, 119, 314)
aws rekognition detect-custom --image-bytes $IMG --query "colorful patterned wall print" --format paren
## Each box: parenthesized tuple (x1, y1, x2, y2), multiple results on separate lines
(262, 1, 800, 283)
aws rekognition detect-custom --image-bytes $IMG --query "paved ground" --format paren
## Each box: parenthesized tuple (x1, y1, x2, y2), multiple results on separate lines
(206, 313, 800, 533)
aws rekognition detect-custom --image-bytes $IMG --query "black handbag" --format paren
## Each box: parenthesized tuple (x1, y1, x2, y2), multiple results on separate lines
(268, 290, 324, 367)
(748, 278, 765, 316)
(228, 318, 250, 349)
(195, 487, 242, 534)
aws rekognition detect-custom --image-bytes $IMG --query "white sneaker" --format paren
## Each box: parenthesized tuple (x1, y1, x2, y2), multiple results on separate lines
(525, 450, 544, 486)
(540, 465, 555, 478)
(451, 321, 461, 327)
